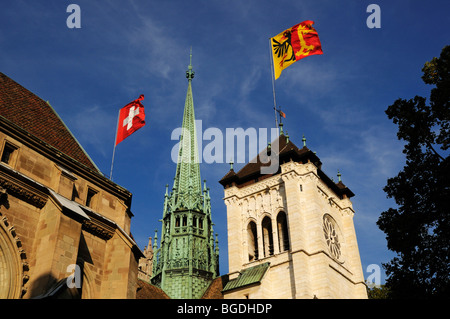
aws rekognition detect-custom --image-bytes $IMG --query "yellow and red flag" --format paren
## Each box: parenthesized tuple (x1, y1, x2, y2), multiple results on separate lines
(271, 20, 323, 80)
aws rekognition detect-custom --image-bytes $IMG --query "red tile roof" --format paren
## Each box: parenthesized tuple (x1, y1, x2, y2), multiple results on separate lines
(0, 72, 98, 171)
(135, 280, 170, 299)
(135, 275, 229, 299)
(201, 275, 229, 299)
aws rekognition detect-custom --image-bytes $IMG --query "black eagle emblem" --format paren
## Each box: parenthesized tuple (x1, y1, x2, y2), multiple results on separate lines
(272, 30, 296, 62)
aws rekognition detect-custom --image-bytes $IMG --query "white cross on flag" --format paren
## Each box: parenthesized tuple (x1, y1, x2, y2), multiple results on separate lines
(115, 95, 146, 145)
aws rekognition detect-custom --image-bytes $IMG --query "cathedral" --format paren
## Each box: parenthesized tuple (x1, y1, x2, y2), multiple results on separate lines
(143, 55, 367, 299)
(0, 72, 143, 298)
(0, 55, 367, 299)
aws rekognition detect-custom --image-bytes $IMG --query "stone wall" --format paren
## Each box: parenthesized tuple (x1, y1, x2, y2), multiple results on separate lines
(223, 160, 367, 299)
(0, 125, 143, 299)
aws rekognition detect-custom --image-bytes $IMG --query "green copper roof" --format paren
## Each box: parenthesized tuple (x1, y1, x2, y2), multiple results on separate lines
(222, 262, 270, 292)
(151, 51, 219, 299)
(172, 49, 202, 207)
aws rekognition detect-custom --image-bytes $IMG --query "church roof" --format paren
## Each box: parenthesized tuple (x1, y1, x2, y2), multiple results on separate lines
(201, 275, 229, 299)
(235, 133, 319, 179)
(152, 52, 219, 299)
(136, 275, 230, 299)
(0, 72, 99, 172)
(171, 51, 202, 203)
(222, 262, 270, 292)
(136, 280, 170, 299)
(219, 133, 354, 199)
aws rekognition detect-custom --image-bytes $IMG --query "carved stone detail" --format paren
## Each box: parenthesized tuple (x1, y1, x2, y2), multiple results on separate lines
(0, 212, 29, 297)
(323, 214, 343, 263)
(82, 218, 115, 240)
(0, 177, 47, 209)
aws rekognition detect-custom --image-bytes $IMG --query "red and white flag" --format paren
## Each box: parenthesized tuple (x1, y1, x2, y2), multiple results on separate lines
(115, 95, 146, 145)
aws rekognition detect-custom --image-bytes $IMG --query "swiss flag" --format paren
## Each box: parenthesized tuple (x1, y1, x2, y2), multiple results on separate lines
(115, 95, 146, 145)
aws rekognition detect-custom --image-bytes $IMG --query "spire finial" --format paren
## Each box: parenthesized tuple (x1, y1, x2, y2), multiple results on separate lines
(186, 47, 194, 80)
(337, 170, 342, 182)
(302, 134, 306, 147)
(215, 233, 219, 253)
(229, 158, 234, 171)
(153, 230, 158, 250)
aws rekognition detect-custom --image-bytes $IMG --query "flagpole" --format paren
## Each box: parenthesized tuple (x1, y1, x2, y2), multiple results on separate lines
(110, 110, 120, 180)
(269, 37, 279, 130)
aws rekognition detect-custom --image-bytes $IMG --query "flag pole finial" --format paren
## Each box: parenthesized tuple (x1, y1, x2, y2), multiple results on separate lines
(269, 39, 279, 130)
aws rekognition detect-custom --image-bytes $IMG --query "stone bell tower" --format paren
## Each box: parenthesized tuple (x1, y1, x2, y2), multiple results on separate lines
(151, 52, 219, 299)
(219, 131, 367, 299)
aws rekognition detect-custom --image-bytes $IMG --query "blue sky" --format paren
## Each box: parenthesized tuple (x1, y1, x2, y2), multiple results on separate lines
(1, 0, 449, 284)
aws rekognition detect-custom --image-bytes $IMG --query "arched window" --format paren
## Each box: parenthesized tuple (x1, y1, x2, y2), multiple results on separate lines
(262, 216, 274, 257)
(277, 211, 290, 252)
(247, 221, 258, 262)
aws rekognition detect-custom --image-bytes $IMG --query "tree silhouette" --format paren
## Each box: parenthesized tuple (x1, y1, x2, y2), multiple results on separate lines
(377, 45, 450, 299)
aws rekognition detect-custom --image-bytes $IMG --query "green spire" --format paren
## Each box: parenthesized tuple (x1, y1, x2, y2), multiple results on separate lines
(151, 50, 219, 299)
(153, 230, 158, 250)
(172, 48, 202, 208)
(279, 122, 284, 136)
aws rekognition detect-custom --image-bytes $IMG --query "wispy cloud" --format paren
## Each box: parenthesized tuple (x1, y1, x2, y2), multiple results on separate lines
(69, 104, 117, 158)
(358, 123, 405, 179)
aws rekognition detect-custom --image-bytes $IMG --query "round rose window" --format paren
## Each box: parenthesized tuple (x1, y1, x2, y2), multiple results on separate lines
(323, 215, 341, 260)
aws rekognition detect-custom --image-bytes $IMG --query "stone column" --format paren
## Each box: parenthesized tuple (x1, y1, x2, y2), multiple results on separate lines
(224, 193, 242, 275)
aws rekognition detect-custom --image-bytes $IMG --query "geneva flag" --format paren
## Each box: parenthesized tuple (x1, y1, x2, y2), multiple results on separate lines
(271, 20, 323, 80)
(115, 95, 146, 145)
